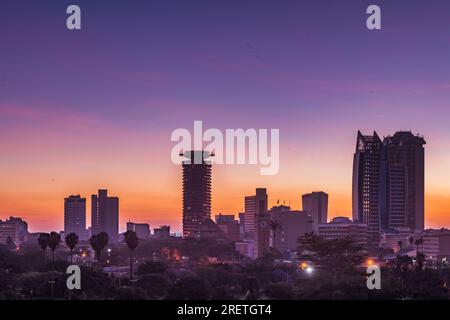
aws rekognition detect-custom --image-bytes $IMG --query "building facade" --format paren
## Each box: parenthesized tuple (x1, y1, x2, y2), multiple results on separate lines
(269, 205, 313, 253)
(317, 217, 367, 247)
(352, 130, 425, 253)
(182, 151, 212, 239)
(243, 188, 270, 258)
(352, 131, 383, 253)
(91, 189, 119, 242)
(154, 225, 170, 239)
(384, 132, 425, 231)
(215, 214, 240, 242)
(302, 191, 328, 231)
(126, 222, 150, 239)
(64, 195, 87, 239)
(0, 217, 28, 244)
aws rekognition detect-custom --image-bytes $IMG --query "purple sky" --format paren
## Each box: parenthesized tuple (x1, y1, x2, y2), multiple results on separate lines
(1, 0, 450, 232)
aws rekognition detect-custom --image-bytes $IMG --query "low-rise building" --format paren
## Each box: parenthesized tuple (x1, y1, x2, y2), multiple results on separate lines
(126, 222, 150, 239)
(317, 217, 367, 246)
(215, 214, 240, 242)
(269, 205, 313, 253)
(154, 225, 171, 239)
(0, 217, 28, 244)
(418, 229, 450, 262)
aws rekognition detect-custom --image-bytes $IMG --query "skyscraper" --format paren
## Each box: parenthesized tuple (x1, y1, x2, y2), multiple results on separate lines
(302, 191, 328, 231)
(64, 195, 87, 239)
(181, 151, 212, 238)
(91, 189, 119, 242)
(352, 130, 426, 253)
(384, 131, 425, 231)
(352, 131, 383, 253)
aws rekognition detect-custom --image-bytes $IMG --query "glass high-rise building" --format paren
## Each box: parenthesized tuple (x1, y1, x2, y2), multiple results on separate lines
(352, 130, 426, 253)
(352, 131, 384, 253)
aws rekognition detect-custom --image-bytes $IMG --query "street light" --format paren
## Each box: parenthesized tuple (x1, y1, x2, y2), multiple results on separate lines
(306, 266, 314, 275)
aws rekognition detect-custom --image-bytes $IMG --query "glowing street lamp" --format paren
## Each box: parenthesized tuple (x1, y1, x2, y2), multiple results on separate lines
(305, 266, 314, 274)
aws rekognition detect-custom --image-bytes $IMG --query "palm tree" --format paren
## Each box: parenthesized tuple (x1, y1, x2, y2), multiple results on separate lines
(415, 237, 424, 253)
(48, 232, 61, 270)
(48, 232, 61, 299)
(268, 220, 281, 248)
(397, 240, 403, 252)
(408, 236, 414, 248)
(37, 233, 50, 269)
(124, 230, 139, 281)
(89, 232, 109, 271)
(65, 233, 79, 264)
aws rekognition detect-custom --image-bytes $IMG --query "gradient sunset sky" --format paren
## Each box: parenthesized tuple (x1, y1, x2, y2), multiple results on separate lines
(1, 0, 450, 232)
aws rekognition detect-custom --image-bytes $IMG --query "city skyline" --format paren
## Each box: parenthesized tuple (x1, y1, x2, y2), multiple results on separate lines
(2, 1, 450, 232)
(0, 128, 444, 234)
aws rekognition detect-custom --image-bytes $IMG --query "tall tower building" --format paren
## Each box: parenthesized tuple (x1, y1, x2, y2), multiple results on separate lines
(352, 131, 384, 253)
(384, 131, 425, 231)
(91, 189, 119, 242)
(244, 188, 268, 239)
(182, 151, 212, 238)
(302, 191, 328, 231)
(352, 130, 426, 253)
(244, 188, 269, 258)
(64, 195, 86, 238)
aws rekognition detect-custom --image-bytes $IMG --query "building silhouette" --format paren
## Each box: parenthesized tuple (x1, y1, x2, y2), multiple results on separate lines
(352, 130, 426, 253)
(0, 217, 28, 244)
(352, 131, 384, 253)
(91, 189, 119, 242)
(181, 151, 212, 238)
(302, 191, 328, 231)
(154, 225, 170, 239)
(64, 195, 87, 239)
(215, 214, 240, 242)
(383, 131, 425, 231)
(244, 188, 268, 240)
(243, 188, 270, 258)
(317, 217, 367, 247)
(269, 205, 313, 254)
(126, 222, 150, 239)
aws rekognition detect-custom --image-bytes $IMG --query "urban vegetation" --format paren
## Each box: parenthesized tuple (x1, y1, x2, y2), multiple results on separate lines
(0, 231, 449, 300)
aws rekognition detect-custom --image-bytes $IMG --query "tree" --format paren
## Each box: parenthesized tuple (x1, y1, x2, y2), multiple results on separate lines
(415, 252, 426, 272)
(395, 255, 413, 272)
(264, 282, 294, 300)
(65, 233, 79, 264)
(137, 261, 167, 275)
(37, 233, 50, 269)
(297, 233, 367, 275)
(408, 236, 414, 248)
(47, 232, 61, 299)
(89, 232, 109, 271)
(6, 236, 16, 251)
(124, 230, 139, 281)
(136, 274, 171, 299)
(414, 237, 423, 253)
(268, 220, 281, 248)
(48, 232, 61, 270)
